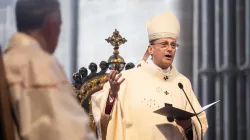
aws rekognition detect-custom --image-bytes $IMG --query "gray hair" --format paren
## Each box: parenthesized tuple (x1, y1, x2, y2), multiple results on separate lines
(15, 0, 60, 32)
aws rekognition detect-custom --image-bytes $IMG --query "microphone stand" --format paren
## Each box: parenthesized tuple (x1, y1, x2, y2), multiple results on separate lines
(178, 83, 203, 140)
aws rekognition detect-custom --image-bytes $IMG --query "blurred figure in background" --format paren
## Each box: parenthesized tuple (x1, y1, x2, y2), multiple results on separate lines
(3, 0, 96, 139)
(0, 45, 15, 140)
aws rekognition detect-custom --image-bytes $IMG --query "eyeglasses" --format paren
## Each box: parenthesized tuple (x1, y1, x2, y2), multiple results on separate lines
(152, 42, 179, 50)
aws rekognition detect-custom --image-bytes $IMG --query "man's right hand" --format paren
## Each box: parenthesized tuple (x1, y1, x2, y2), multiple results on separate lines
(109, 70, 125, 98)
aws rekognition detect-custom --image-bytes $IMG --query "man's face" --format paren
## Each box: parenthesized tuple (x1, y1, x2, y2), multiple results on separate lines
(148, 38, 178, 69)
(43, 9, 62, 54)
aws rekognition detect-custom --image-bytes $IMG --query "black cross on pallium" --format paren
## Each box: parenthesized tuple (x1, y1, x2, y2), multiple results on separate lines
(164, 90, 169, 95)
(163, 76, 168, 81)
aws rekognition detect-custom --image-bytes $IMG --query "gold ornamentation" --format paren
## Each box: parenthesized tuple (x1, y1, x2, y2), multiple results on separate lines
(108, 56, 124, 63)
(105, 29, 127, 55)
(105, 29, 127, 72)
(77, 74, 109, 132)
(79, 74, 109, 104)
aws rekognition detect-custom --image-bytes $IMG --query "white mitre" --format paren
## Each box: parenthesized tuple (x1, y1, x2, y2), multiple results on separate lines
(142, 11, 180, 61)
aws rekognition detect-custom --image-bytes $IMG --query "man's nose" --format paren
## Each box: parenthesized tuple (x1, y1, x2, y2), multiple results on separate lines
(166, 47, 172, 52)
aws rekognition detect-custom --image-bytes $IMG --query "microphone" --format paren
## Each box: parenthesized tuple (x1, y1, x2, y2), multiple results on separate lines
(178, 82, 203, 140)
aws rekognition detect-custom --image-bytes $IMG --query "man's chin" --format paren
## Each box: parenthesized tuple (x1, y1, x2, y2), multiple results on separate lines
(163, 59, 172, 66)
(160, 64, 172, 69)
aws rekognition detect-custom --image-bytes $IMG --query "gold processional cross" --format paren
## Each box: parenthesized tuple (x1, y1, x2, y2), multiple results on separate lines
(105, 29, 127, 56)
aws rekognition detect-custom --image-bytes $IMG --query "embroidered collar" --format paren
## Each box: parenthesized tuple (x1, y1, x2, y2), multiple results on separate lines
(150, 62, 171, 74)
(139, 61, 179, 82)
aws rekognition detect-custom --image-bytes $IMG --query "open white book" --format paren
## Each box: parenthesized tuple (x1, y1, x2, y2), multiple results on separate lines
(198, 100, 220, 114)
(154, 100, 220, 120)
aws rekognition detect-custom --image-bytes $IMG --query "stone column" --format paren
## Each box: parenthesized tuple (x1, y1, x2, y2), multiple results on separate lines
(193, 0, 250, 139)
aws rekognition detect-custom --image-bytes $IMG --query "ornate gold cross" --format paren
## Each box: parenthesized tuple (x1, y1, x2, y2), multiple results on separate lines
(105, 29, 127, 55)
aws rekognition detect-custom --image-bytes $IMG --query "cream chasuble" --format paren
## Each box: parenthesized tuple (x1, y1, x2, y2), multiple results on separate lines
(92, 61, 208, 140)
(4, 33, 96, 140)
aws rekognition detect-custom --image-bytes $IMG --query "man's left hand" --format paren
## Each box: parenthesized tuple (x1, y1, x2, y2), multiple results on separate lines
(175, 119, 192, 129)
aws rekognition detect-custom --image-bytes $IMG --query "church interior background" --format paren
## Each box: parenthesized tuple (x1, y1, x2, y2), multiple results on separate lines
(1, 0, 249, 140)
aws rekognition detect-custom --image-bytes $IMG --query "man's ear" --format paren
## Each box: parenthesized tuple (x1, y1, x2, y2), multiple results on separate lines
(148, 45, 153, 55)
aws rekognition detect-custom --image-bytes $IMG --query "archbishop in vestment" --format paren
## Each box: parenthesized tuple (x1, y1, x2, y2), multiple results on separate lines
(92, 11, 208, 140)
